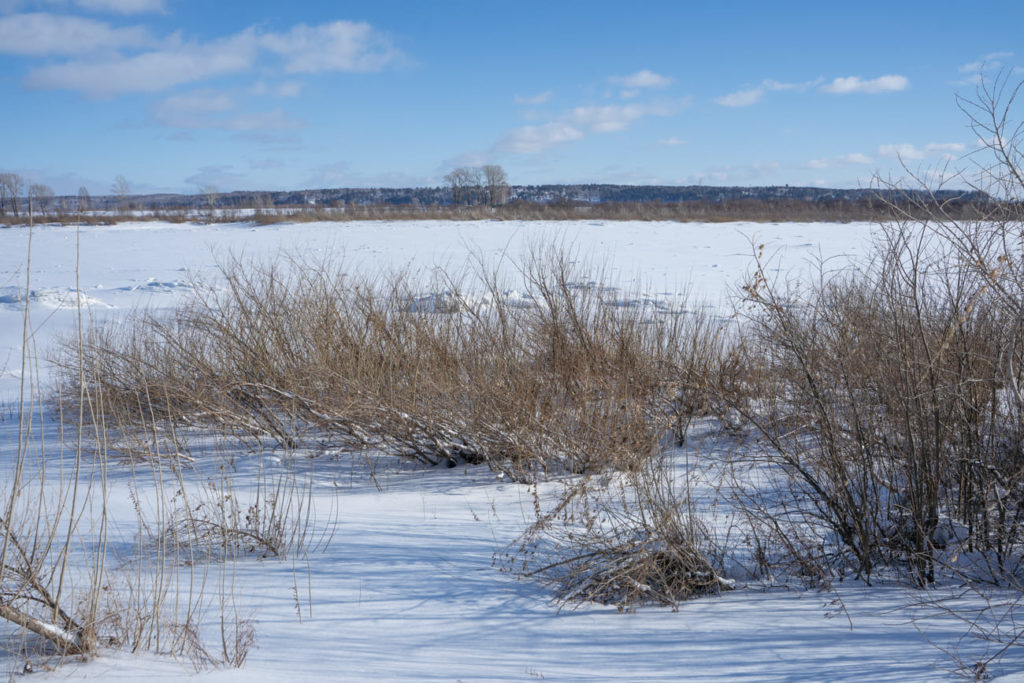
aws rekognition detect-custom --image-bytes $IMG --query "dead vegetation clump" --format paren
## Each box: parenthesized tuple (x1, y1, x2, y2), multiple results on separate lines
(505, 452, 731, 610)
(59, 247, 730, 483)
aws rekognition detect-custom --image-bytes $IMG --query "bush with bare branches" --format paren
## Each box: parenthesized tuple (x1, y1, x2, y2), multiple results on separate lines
(504, 450, 732, 610)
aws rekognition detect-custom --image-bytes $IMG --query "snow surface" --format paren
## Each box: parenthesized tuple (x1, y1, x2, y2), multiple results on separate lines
(2, 220, 1020, 681)
(0, 219, 871, 401)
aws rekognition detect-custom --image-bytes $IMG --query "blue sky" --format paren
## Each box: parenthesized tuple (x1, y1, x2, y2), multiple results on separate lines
(0, 0, 1021, 195)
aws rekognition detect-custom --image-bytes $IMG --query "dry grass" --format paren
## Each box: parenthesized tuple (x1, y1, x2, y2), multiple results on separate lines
(58, 246, 729, 483)
(1, 203, 273, 673)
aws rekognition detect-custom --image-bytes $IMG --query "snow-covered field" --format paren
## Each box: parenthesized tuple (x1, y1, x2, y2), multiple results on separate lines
(0, 219, 870, 398)
(2, 219, 1021, 681)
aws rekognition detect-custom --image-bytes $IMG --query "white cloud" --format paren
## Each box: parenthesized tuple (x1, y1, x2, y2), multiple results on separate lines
(658, 137, 685, 146)
(878, 143, 926, 160)
(837, 152, 873, 164)
(821, 74, 908, 94)
(26, 29, 260, 95)
(22, 20, 401, 96)
(73, 0, 165, 13)
(260, 21, 401, 73)
(761, 78, 822, 92)
(514, 90, 552, 105)
(804, 153, 872, 169)
(608, 69, 673, 89)
(715, 86, 764, 107)
(959, 51, 1014, 73)
(0, 12, 151, 55)
(715, 77, 822, 107)
(494, 98, 682, 155)
(878, 142, 965, 160)
(0, 0, 164, 10)
(567, 103, 670, 133)
(496, 123, 584, 154)
(924, 142, 965, 154)
(975, 135, 1008, 150)
(153, 89, 303, 130)
(954, 53, 1015, 85)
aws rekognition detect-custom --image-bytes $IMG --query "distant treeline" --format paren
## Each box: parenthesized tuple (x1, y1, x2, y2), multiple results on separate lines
(62, 183, 991, 211)
(0, 181, 997, 224)
(239, 196, 991, 224)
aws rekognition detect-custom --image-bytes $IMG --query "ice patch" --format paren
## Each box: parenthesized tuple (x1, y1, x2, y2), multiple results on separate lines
(0, 286, 111, 310)
(118, 278, 192, 293)
(403, 286, 697, 317)
(404, 290, 537, 314)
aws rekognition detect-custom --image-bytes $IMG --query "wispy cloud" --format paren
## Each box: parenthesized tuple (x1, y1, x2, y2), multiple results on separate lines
(567, 102, 672, 132)
(820, 74, 908, 94)
(609, 69, 673, 89)
(806, 152, 875, 169)
(715, 86, 764, 108)
(514, 90, 552, 105)
(0, 12, 151, 55)
(954, 52, 1015, 85)
(924, 142, 966, 154)
(21, 19, 403, 96)
(837, 153, 873, 164)
(715, 78, 821, 107)
(0, 0, 166, 13)
(25, 28, 261, 94)
(878, 143, 926, 160)
(250, 80, 303, 97)
(154, 89, 303, 130)
(497, 99, 682, 154)
(496, 122, 584, 154)
(260, 21, 402, 73)
(609, 69, 673, 99)
(959, 51, 1014, 74)
(72, 0, 165, 13)
(658, 137, 685, 146)
(877, 141, 965, 160)
(185, 165, 248, 190)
